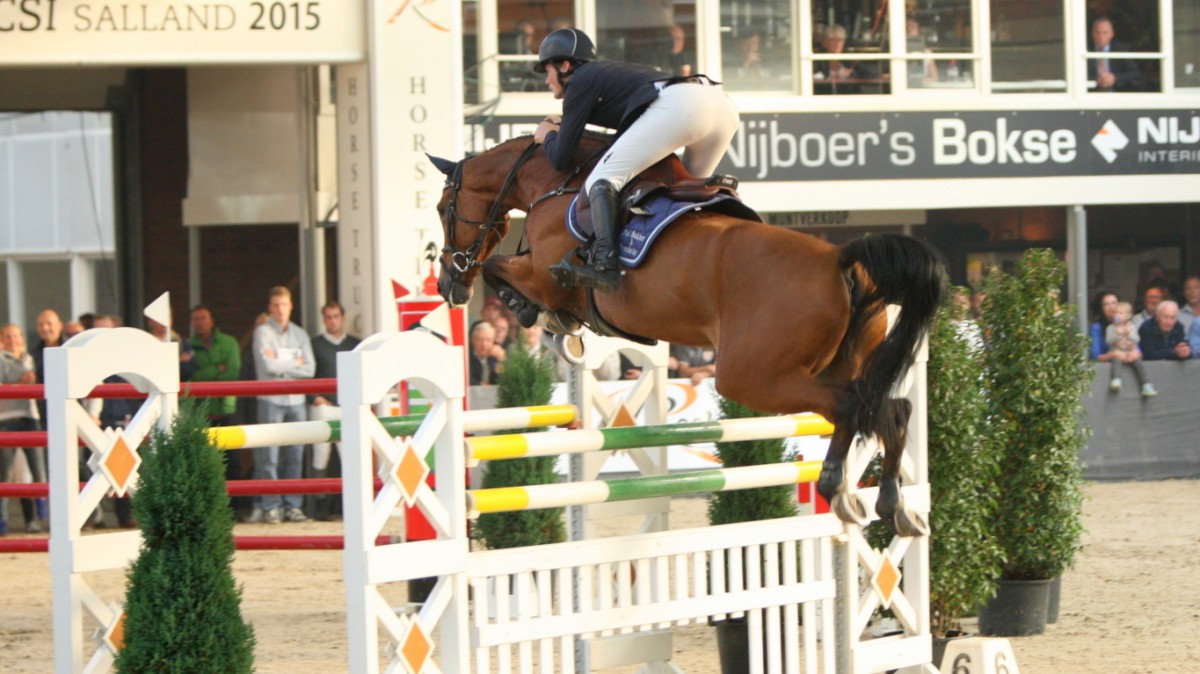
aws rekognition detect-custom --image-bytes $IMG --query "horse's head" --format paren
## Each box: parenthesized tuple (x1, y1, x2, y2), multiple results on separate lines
(428, 152, 516, 307)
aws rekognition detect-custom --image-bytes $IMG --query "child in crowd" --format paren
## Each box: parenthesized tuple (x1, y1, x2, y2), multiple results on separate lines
(1106, 301, 1157, 397)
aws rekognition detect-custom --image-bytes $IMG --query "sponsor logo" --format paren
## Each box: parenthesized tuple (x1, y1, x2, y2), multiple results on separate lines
(1091, 120, 1129, 163)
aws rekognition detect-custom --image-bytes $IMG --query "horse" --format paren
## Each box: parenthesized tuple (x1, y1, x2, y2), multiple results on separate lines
(428, 134, 945, 536)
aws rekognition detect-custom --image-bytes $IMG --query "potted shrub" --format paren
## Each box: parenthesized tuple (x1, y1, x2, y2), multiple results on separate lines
(925, 288, 1003, 662)
(117, 403, 255, 673)
(708, 396, 797, 674)
(476, 333, 565, 550)
(977, 249, 1090, 636)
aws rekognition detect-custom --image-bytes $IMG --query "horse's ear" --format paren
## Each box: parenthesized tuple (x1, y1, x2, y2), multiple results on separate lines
(426, 154, 457, 176)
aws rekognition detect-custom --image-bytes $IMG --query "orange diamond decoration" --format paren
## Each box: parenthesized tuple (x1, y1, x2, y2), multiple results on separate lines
(101, 433, 141, 496)
(872, 555, 902, 610)
(608, 402, 637, 428)
(392, 438, 429, 508)
(103, 610, 126, 654)
(399, 620, 433, 674)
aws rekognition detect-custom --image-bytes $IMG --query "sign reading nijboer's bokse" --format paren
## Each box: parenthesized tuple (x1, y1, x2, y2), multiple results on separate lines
(0, 0, 364, 64)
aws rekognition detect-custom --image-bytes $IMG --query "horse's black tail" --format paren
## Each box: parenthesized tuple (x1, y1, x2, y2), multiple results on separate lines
(838, 233, 946, 433)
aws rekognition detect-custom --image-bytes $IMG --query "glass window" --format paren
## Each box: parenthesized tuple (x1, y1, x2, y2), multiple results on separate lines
(597, 1, 697, 73)
(462, 0, 576, 104)
(812, 21, 889, 95)
(907, 0, 974, 91)
(1085, 4, 1161, 93)
(21, 261, 70, 334)
(990, 0, 1065, 92)
(1174, 1, 1200, 88)
(721, 0, 795, 92)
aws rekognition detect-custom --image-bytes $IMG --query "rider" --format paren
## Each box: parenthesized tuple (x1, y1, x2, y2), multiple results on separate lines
(533, 27, 740, 293)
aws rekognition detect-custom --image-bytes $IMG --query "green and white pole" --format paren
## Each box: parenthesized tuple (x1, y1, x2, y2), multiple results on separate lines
(467, 460, 824, 517)
(467, 413, 834, 462)
(208, 404, 576, 451)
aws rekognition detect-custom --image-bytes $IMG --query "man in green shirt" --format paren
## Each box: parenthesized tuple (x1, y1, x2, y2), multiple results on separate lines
(189, 305, 242, 423)
(190, 305, 245, 515)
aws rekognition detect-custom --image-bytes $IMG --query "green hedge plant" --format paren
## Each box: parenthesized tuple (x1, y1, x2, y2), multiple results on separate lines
(927, 287, 1003, 636)
(708, 397, 796, 526)
(979, 249, 1090, 581)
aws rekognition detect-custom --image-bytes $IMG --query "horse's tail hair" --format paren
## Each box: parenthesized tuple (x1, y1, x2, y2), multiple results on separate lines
(838, 233, 946, 433)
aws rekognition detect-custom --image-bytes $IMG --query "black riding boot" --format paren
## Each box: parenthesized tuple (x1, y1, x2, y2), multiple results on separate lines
(550, 181, 622, 292)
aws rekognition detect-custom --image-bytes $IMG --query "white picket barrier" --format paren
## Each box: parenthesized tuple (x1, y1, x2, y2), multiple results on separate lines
(339, 329, 935, 674)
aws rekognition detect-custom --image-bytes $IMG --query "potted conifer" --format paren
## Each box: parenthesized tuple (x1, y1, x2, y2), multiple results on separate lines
(976, 249, 1090, 637)
(708, 396, 797, 674)
(117, 403, 255, 672)
(476, 334, 565, 549)
(926, 288, 1003, 663)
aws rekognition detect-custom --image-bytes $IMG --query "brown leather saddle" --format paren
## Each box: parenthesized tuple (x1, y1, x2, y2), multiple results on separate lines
(572, 155, 762, 233)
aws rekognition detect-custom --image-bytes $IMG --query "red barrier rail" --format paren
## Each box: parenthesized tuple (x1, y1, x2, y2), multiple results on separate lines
(0, 378, 337, 400)
(0, 478, 385, 499)
(0, 534, 400, 554)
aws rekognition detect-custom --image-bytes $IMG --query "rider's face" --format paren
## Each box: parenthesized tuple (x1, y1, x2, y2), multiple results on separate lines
(545, 62, 568, 99)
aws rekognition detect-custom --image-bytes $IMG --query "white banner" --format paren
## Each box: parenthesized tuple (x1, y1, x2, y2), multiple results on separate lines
(366, 0, 461, 330)
(0, 1, 364, 65)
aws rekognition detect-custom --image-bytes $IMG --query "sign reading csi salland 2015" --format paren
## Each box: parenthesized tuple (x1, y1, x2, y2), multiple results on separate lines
(0, 0, 364, 64)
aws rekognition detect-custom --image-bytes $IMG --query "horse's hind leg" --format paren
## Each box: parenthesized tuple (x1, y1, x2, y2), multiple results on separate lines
(818, 423, 872, 527)
(876, 398, 928, 537)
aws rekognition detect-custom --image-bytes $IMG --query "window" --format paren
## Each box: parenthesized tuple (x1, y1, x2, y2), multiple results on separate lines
(1085, 3, 1161, 93)
(991, 1, 1065, 92)
(721, 0, 795, 92)
(1175, 1, 1200, 88)
(462, 0, 576, 104)
(597, 0, 697, 74)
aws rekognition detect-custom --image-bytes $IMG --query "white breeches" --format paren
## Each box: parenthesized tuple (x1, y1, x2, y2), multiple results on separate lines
(585, 82, 740, 193)
(309, 403, 342, 470)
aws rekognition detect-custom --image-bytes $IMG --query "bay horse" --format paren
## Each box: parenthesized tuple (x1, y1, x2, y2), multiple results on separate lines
(429, 135, 944, 536)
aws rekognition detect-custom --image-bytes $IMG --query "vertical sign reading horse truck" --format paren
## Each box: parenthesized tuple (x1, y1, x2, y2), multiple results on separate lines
(364, 0, 462, 333)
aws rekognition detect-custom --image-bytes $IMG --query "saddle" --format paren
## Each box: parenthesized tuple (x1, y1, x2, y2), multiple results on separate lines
(572, 156, 761, 233)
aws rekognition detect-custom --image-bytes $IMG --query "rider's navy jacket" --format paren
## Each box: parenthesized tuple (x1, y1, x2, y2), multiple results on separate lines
(542, 60, 670, 171)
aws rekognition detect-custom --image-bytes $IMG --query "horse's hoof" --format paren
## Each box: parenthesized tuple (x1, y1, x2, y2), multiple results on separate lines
(545, 311, 583, 336)
(831, 492, 871, 528)
(555, 333, 586, 365)
(891, 508, 929, 538)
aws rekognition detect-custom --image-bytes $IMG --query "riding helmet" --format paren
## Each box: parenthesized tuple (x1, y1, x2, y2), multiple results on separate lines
(533, 28, 597, 72)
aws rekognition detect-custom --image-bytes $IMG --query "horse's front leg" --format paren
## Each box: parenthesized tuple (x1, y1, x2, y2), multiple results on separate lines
(482, 253, 580, 328)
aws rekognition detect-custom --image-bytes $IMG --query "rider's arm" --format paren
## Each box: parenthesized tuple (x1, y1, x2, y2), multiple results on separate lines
(543, 76, 596, 170)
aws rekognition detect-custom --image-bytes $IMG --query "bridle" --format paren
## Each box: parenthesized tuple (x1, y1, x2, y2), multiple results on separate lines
(439, 138, 605, 284)
(440, 142, 540, 282)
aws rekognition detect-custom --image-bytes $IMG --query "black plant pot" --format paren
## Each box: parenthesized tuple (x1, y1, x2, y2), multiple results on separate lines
(1046, 575, 1062, 624)
(978, 578, 1051, 636)
(931, 630, 972, 668)
(715, 615, 795, 674)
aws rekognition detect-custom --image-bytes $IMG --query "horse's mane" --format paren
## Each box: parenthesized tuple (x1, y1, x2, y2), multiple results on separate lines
(489, 131, 614, 172)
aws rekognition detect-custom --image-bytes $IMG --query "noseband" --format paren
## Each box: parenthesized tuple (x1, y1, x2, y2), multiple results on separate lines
(441, 141, 541, 283)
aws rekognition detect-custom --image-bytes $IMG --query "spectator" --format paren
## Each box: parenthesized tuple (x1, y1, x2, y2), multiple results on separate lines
(92, 314, 137, 528)
(814, 24, 884, 94)
(31, 309, 64, 425)
(147, 317, 197, 381)
(308, 301, 361, 521)
(249, 287, 315, 524)
(1138, 300, 1191, 361)
(906, 18, 939, 87)
(670, 343, 716, 386)
(469, 321, 502, 386)
(1089, 291, 1119, 361)
(662, 24, 694, 76)
(1105, 302, 1156, 396)
(0, 323, 46, 534)
(63, 321, 85, 340)
(490, 314, 513, 351)
(1177, 275, 1200, 334)
(1131, 283, 1167, 330)
(1088, 17, 1139, 92)
(189, 305, 244, 515)
(952, 287, 983, 353)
